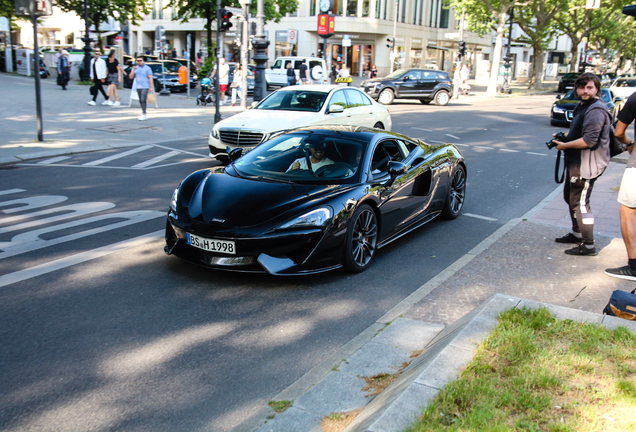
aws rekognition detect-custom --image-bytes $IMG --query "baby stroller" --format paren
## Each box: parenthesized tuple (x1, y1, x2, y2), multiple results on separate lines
(197, 78, 214, 106)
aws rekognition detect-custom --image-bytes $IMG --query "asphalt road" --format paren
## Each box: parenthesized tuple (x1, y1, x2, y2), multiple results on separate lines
(0, 95, 562, 432)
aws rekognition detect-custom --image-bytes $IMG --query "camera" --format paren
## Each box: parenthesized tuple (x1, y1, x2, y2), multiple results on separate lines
(546, 132, 567, 150)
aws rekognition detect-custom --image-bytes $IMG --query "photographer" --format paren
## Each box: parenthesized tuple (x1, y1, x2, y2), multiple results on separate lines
(551, 72, 611, 256)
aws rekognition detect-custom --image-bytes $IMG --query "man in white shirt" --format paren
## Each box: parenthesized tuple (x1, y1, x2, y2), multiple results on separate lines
(88, 49, 108, 105)
(288, 140, 334, 172)
(209, 57, 230, 105)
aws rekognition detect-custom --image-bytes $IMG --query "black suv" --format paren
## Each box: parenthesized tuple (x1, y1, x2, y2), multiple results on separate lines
(360, 68, 453, 106)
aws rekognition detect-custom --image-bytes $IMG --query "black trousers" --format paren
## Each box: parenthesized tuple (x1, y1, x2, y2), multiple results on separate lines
(92, 79, 108, 101)
(563, 162, 597, 245)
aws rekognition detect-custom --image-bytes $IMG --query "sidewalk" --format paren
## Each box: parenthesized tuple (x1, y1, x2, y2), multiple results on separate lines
(235, 160, 635, 432)
(0, 72, 247, 165)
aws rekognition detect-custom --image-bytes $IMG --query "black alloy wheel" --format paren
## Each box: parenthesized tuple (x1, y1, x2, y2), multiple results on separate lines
(343, 204, 378, 272)
(442, 165, 466, 219)
(373, 122, 384, 130)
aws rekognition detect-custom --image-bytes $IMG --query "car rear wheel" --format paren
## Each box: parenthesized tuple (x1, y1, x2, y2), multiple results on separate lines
(378, 89, 394, 105)
(373, 122, 384, 130)
(442, 164, 466, 219)
(343, 204, 378, 272)
(434, 90, 450, 106)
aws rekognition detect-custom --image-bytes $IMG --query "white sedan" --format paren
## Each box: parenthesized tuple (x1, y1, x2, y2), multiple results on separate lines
(609, 77, 636, 100)
(208, 85, 392, 163)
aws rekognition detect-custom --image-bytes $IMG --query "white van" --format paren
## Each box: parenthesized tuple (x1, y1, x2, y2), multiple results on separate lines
(265, 56, 328, 88)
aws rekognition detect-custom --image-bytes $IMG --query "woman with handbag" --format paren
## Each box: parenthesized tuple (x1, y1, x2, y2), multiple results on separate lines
(230, 65, 242, 107)
(56, 50, 70, 90)
(105, 49, 122, 106)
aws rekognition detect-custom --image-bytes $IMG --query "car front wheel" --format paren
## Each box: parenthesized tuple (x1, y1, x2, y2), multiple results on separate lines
(343, 204, 378, 272)
(378, 88, 394, 105)
(434, 90, 450, 106)
(442, 164, 466, 219)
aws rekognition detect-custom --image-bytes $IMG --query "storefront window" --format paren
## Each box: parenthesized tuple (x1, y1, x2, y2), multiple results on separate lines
(362, 0, 370, 16)
(275, 42, 297, 57)
(410, 49, 421, 67)
(347, 0, 358, 16)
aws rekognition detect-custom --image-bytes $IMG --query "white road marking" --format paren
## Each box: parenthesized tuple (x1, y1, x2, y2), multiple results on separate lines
(131, 151, 181, 168)
(446, 134, 460, 140)
(83, 145, 154, 166)
(428, 140, 447, 144)
(526, 152, 547, 156)
(38, 156, 71, 165)
(0, 189, 26, 196)
(412, 127, 432, 132)
(0, 210, 164, 260)
(454, 143, 469, 147)
(0, 202, 115, 233)
(0, 196, 68, 214)
(500, 149, 520, 152)
(464, 213, 498, 221)
(0, 230, 163, 288)
(474, 146, 493, 150)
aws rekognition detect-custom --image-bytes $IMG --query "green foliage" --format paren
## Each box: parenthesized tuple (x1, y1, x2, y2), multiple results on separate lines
(197, 54, 216, 80)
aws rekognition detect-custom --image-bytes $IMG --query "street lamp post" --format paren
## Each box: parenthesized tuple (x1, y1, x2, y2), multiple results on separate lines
(252, 0, 269, 101)
(390, 0, 397, 73)
(81, 0, 91, 81)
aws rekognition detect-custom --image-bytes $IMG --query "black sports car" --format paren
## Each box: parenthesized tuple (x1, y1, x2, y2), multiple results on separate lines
(550, 88, 618, 126)
(165, 126, 466, 275)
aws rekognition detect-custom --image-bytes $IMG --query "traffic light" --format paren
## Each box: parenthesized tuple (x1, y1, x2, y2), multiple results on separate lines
(220, 9, 233, 32)
(386, 37, 394, 49)
(458, 41, 467, 57)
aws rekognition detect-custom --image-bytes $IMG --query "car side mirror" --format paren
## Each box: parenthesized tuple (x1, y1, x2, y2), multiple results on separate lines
(327, 104, 345, 114)
(250, 101, 258, 109)
(402, 76, 409, 81)
(387, 161, 407, 177)
(228, 148, 243, 162)
(556, 95, 561, 100)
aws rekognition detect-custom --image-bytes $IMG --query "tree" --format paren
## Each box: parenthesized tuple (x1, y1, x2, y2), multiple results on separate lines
(514, 0, 568, 89)
(445, 0, 516, 96)
(54, 0, 150, 48)
(167, 0, 298, 58)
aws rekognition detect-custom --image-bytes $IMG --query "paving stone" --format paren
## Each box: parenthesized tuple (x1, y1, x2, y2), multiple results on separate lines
(372, 318, 444, 352)
(365, 382, 438, 432)
(294, 372, 368, 416)
(338, 342, 412, 378)
(413, 345, 476, 390)
(254, 407, 322, 432)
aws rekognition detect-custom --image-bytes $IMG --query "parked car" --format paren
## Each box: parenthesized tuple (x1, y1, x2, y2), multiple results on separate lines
(557, 72, 578, 93)
(173, 57, 197, 73)
(550, 88, 619, 126)
(123, 62, 192, 93)
(609, 77, 636, 100)
(207, 85, 392, 164)
(166, 126, 466, 275)
(265, 56, 328, 87)
(360, 68, 453, 106)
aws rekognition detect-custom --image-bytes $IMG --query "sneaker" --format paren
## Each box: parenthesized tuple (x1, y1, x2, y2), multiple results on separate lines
(605, 265, 636, 281)
(138, 115, 147, 121)
(113, 101, 121, 106)
(555, 233, 582, 244)
(87, 101, 96, 106)
(564, 243, 597, 256)
(102, 100, 113, 105)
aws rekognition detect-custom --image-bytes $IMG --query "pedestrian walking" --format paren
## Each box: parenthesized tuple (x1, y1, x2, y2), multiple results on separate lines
(171, 48, 177, 59)
(197, 50, 202, 66)
(286, 62, 295, 86)
(605, 91, 636, 280)
(298, 59, 308, 84)
(331, 63, 339, 84)
(368, 64, 378, 79)
(129, 56, 154, 121)
(551, 72, 612, 256)
(230, 64, 242, 106)
(88, 49, 108, 106)
(209, 57, 230, 105)
(105, 49, 122, 106)
(56, 50, 70, 90)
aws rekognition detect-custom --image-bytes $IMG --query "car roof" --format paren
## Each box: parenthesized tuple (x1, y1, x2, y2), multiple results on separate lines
(276, 84, 354, 93)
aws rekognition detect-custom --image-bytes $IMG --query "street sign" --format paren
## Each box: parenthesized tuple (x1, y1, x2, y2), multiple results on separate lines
(0, 17, 9, 31)
(586, 0, 601, 8)
(287, 29, 297, 45)
(342, 34, 351, 47)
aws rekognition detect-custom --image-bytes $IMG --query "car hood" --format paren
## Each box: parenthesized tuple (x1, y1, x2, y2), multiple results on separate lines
(185, 170, 347, 227)
(216, 110, 322, 132)
(554, 98, 580, 110)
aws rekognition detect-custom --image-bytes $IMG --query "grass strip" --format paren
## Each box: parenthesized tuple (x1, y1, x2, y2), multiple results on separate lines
(406, 307, 636, 431)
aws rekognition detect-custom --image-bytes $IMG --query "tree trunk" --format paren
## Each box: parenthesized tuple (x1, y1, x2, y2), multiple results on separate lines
(530, 45, 543, 89)
(487, 12, 508, 96)
(569, 44, 578, 73)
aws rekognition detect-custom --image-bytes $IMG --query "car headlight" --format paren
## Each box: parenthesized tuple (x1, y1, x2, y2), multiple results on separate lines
(211, 126, 219, 139)
(169, 188, 178, 212)
(277, 208, 332, 229)
(552, 105, 565, 113)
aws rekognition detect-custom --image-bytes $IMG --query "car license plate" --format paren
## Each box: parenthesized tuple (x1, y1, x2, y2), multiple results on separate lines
(186, 233, 235, 255)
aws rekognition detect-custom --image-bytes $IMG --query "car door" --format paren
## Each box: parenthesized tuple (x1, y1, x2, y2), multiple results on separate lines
(370, 139, 430, 238)
(397, 70, 421, 97)
(267, 59, 285, 85)
(344, 88, 375, 126)
(320, 89, 353, 125)
(419, 70, 439, 97)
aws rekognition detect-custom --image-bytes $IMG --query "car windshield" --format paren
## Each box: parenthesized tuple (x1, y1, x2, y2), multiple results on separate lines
(232, 133, 366, 182)
(614, 79, 636, 88)
(563, 89, 612, 103)
(562, 73, 578, 80)
(384, 69, 406, 79)
(255, 90, 328, 112)
(148, 64, 174, 74)
(162, 62, 181, 72)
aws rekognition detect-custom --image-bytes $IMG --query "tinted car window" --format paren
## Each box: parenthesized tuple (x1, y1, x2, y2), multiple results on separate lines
(600, 89, 612, 103)
(616, 79, 636, 87)
(273, 60, 282, 68)
(405, 70, 421, 80)
(256, 90, 328, 112)
(344, 89, 367, 107)
(328, 90, 348, 108)
(422, 71, 437, 79)
(309, 60, 322, 69)
(437, 72, 449, 79)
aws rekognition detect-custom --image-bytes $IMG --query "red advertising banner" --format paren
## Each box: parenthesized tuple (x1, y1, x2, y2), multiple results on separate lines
(317, 14, 335, 38)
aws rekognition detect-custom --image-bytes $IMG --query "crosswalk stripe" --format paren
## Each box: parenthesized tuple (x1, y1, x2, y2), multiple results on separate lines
(131, 151, 181, 168)
(0, 230, 163, 288)
(83, 145, 154, 166)
(38, 156, 71, 165)
(0, 189, 26, 196)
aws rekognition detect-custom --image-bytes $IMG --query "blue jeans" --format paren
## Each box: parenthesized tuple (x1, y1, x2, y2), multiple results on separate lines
(287, 76, 294, 86)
